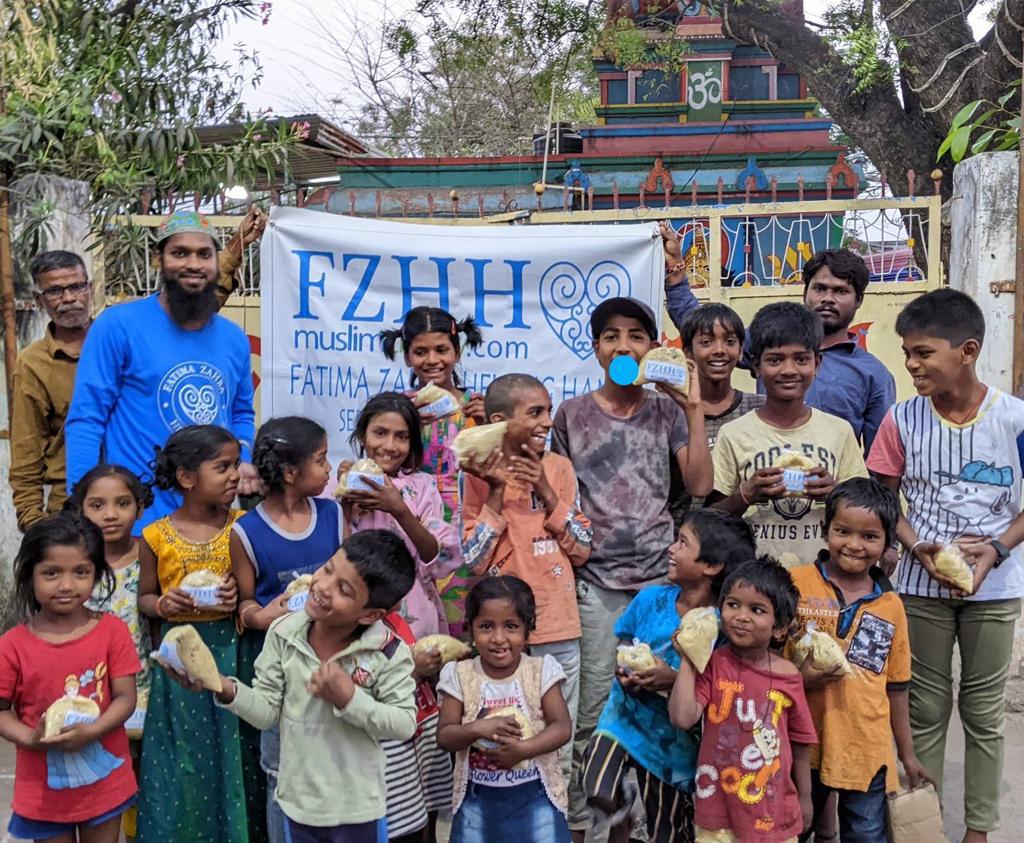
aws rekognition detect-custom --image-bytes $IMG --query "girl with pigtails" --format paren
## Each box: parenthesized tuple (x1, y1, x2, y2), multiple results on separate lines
(135, 425, 249, 842)
(229, 416, 341, 843)
(380, 306, 486, 637)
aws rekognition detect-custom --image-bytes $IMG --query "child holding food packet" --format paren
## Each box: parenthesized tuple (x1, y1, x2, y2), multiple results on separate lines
(70, 464, 155, 841)
(0, 512, 140, 843)
(551, 295, 712, 833)
(668, 303, 765, 518)
(134, 425, 248, 842)
(159, 530, 419, 842)
(437, 576, 573, 843)
(380, 306, 487, 635)
(230, 415, 342, 843)
(670, 557, 816, 843)
(710, 302, 866, 568)
(340, 392, 462, 640)
(460, 373, 592, 744)
(581, 509, 754, 843)
(867, 289, 1024, 841)
(788, 478, 931, 841)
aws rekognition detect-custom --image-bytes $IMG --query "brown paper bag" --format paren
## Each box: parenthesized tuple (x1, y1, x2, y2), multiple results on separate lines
(887, 782, 947, 843)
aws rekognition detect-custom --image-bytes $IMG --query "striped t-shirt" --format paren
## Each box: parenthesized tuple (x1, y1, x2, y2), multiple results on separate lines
(867, 388, 1024, 600)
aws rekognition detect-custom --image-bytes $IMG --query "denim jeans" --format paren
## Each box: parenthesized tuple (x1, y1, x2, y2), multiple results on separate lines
(798, 767, 887, 843)
(262, 726, 287, 843)
(451, 780, 570, 843)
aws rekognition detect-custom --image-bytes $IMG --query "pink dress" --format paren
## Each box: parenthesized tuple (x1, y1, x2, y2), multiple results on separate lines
(345, 472, 462, 639)
(409, 388, 478, 636)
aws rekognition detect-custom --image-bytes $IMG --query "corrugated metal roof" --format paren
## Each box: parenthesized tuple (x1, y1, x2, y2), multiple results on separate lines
(194, 113, 379, 187)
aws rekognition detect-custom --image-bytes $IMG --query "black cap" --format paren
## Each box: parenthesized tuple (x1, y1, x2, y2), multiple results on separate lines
(589, 297, 658, 341)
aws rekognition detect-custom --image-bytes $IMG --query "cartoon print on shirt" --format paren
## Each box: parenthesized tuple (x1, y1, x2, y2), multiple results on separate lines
(694, 679, 793, 811)
(935, 460, 1013, 534)
(46, 661, 125, 790)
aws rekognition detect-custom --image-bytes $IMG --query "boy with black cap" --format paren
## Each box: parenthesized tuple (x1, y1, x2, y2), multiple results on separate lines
(551, 296, 712, 836)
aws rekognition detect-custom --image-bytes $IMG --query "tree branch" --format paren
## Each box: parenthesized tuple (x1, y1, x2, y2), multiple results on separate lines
(720, 0, 936, 187)
(976, 0, 1024, 101)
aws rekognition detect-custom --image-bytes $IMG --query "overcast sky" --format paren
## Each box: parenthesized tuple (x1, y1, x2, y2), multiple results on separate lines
(218, 0, 996, 119)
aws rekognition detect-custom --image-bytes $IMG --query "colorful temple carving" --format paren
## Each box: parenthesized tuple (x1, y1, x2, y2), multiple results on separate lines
(306, 0, 859, 285)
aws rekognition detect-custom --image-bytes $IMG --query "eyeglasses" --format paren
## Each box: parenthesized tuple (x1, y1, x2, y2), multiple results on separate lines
(37, 281, 91, 303)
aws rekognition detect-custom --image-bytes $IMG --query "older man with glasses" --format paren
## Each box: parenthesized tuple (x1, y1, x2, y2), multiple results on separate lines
(9, 251, 94, 529)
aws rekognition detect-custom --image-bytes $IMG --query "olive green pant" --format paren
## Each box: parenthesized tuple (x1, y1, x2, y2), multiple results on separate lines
(903, 595, 1021, 833)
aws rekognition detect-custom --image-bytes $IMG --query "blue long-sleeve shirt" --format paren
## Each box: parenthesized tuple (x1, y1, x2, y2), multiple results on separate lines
(663, 280, 895, 453)
(66, 294, 255, 528)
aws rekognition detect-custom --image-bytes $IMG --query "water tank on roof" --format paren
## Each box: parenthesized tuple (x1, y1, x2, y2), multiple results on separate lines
(533, 123, 584, 156)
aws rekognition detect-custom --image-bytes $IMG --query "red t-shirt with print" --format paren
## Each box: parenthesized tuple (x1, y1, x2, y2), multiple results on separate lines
(0, 613, 140, 821)
(694, 646, 817, 842)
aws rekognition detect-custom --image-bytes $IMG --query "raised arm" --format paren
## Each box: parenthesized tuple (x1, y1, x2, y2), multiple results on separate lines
(668, 655, 705, 729)
(228, 333, 256, 463)
(547, 468, 592, 567)
(459, 464, 508, 575)
(660, 220, 700, 335)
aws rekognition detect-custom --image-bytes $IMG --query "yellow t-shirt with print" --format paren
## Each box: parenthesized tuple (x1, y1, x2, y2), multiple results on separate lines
(712, 408, 867, 568)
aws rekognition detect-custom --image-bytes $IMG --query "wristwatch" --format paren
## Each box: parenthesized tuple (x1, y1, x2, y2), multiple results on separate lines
(989, 540, 1011, 568)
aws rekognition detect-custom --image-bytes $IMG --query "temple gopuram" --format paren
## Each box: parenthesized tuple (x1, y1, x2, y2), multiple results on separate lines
(304, 0, 861, 286)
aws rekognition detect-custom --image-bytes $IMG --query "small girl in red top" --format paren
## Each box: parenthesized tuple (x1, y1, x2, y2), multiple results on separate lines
(670, 557, 816, 843)
(0, 511, 141, 842)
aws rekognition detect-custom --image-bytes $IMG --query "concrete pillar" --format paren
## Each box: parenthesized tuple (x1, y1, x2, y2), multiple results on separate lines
(948, 151, 1017, 394)
(949, 152, 1024, 709)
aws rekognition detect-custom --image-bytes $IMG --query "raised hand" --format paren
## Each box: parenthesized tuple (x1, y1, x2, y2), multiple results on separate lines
(306, 661, 356, 710)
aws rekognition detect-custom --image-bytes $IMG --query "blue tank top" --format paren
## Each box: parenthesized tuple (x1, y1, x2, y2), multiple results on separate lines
(233, 497, 344, 606)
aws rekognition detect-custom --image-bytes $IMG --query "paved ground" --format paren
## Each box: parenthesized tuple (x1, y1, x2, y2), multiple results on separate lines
(0, 713, 1020, 841)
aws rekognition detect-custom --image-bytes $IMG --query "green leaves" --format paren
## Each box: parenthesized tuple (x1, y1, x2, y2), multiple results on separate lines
(0, 0, 298, 223)
(937, 88, 1021, 163)
(950, 101, 981, 131)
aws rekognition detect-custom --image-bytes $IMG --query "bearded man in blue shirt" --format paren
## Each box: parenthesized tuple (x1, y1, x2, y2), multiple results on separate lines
(66, 210, 260, 528)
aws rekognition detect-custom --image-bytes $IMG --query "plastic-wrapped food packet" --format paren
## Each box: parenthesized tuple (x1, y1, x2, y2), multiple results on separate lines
(414, 383, 460, 419)
(335, 458, 386, 497)
(151, 624, 223, 692)
(451, 422, 508, 467)
(791, 621, 852, 676)
(672, 606, 719, 672)
(634, 347, 689, 394)
(411, 634, 471, 664)
(772, 450, 818, 496)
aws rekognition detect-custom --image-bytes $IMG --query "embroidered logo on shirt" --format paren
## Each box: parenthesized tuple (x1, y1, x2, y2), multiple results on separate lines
(158, 360, 229, 431)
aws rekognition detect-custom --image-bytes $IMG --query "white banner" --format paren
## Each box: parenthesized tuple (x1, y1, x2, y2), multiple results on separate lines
(261, 207, 663, 461)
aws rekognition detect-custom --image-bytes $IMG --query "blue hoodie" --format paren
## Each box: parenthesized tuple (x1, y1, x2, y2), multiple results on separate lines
(66, 294, 255, 528)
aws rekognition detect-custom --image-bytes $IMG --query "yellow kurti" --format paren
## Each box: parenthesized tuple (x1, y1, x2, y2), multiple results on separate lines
(143, 511, 241, 622)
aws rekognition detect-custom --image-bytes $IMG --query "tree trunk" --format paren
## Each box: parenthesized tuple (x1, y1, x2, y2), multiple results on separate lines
(0, 171, 18, 424)
(717, 0, 1024, 198)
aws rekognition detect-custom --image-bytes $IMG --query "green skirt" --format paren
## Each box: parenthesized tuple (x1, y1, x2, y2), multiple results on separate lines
(137, 619, 249, 843)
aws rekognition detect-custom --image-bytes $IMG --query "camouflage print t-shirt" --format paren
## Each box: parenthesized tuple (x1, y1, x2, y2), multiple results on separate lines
(551, 391, 688, 590)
